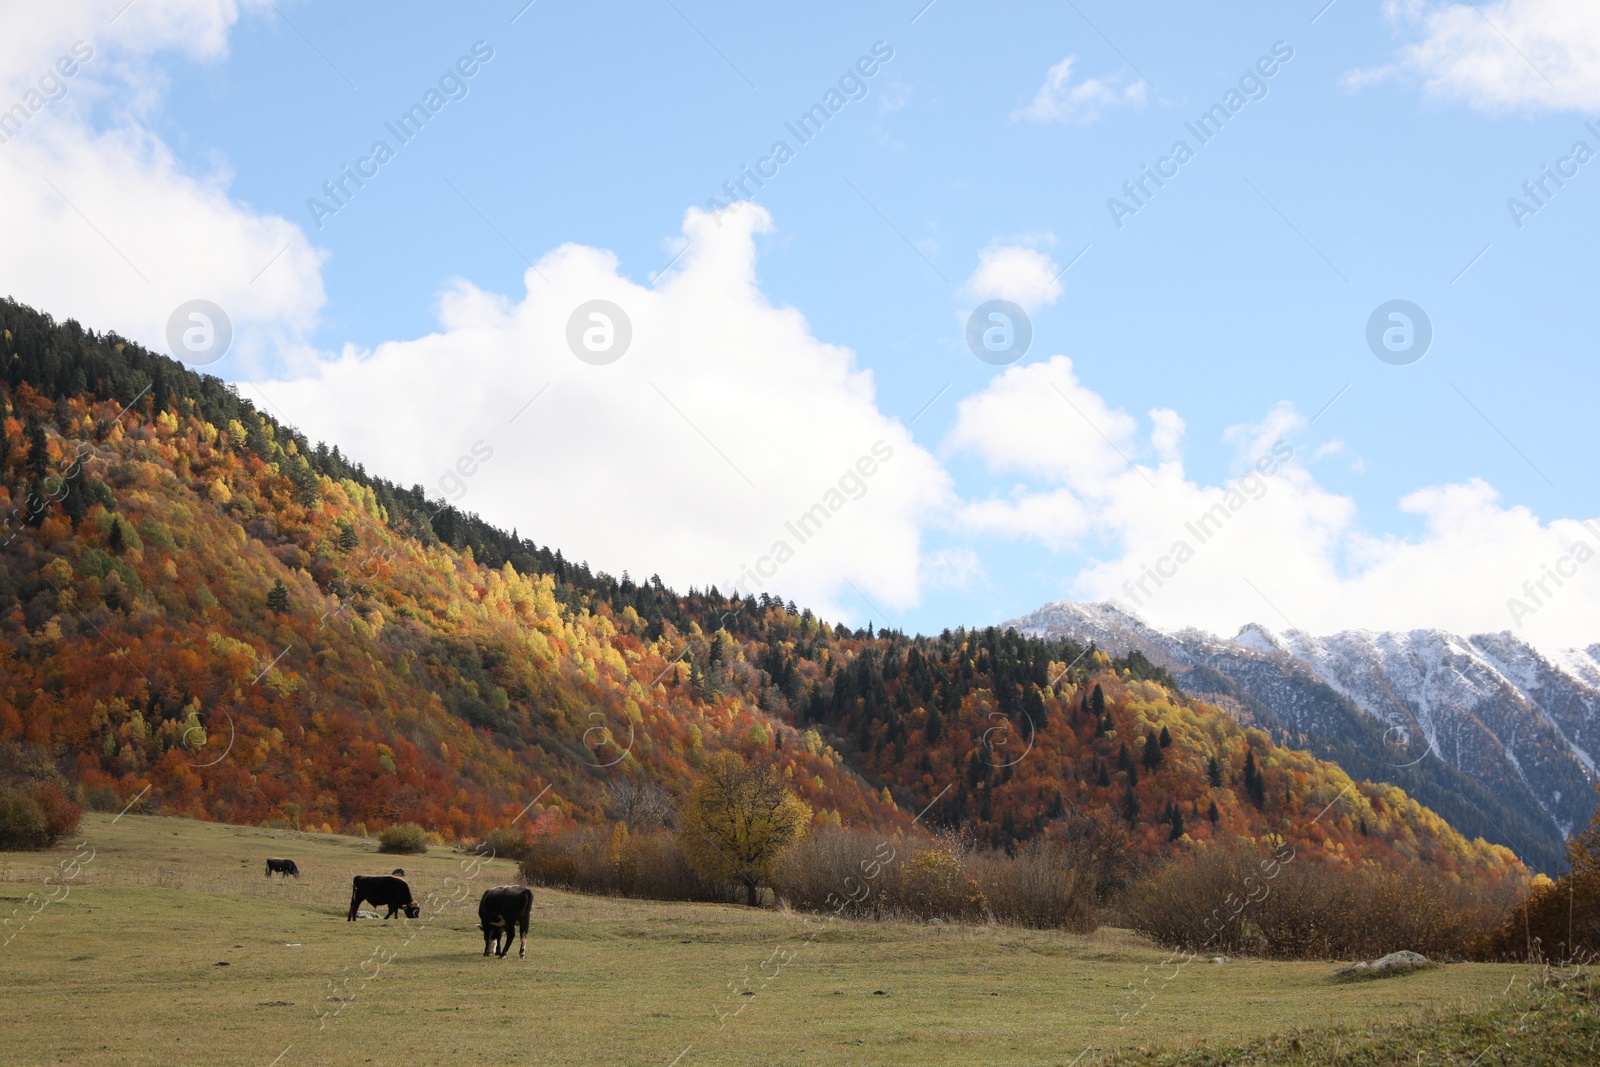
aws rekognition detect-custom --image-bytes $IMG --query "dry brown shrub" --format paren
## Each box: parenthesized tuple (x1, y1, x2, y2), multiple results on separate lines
(1123, 842, 1517, 960)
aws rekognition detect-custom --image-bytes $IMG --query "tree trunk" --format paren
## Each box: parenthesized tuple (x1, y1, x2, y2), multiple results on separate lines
(745, 879, 759, 907)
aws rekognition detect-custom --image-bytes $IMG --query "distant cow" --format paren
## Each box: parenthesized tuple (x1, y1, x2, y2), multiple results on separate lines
(390, 868, 405, 876)
(265, 858, 299, 879)
(348, 875, 420, 921)
(477, 886, 533, 958)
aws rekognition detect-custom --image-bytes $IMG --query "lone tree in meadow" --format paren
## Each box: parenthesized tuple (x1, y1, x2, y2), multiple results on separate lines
(680, 751, 811, 906)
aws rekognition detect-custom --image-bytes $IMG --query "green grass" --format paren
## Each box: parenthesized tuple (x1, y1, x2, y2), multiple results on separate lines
(0, 814, 1552, 1066)
(1107, 974, 1598, 1064)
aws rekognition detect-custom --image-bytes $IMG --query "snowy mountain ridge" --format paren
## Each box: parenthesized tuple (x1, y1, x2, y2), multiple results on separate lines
(1004, 600, 1600, 872)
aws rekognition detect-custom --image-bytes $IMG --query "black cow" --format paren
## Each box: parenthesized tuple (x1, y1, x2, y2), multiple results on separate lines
(265, 857, 299, 878)
(348, 875, 420, 921)
(390, 868, 405, 876)
(477, 886, 533, 958)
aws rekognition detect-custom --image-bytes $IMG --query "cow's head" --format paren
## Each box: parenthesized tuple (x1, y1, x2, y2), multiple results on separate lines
(403, 902, 421, 919)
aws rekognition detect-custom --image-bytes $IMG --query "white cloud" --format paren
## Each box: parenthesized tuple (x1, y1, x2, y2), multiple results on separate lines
(0, 0, 323, 366)
(1354, 0, 1600, 112)
(962, 244, 1062, 310)
(945, 355, 1600, 651)
(1012, 56, 1146, 125)
(920, 547, 986, 591)
(254, 205, 954, 623)
(1150, 408, 1185, 464)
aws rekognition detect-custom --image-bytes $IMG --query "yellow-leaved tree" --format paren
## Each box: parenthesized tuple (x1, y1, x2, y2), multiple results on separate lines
(680, 751, 811, 906)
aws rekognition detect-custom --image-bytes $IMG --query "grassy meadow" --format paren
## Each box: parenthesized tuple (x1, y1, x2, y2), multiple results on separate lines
(0, 813, 1550, 1066)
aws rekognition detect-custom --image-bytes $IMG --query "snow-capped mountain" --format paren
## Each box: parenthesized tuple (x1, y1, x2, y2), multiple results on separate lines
(1004, 601, 1600, 873)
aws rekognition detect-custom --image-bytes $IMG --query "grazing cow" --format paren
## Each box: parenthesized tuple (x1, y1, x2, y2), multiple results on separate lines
(390, 868, 405, 876)
(265, 857, 299, 879)
(348, 875, 420, 921)
(477, 886, 533, 959)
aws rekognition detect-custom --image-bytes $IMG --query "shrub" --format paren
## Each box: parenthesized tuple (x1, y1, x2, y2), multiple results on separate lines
(32, 782, 82, 842)
(0, 743, 83, 850)
(898, 841, 987, 922)
(472, 826, 534, 864)
(0, 787, 51, 850)
(976, 838, 1098, 931)
(770, 827, 903, 919)
(377, 823, 429, 855)
(519, 826, 736, 903)
(84, 785, 121, 813)
(1123, 842, 1516, 960)
(772, 818, 1122, 929)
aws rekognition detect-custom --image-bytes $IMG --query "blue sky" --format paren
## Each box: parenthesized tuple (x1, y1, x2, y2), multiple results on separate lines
(4, 0, 1597, 647)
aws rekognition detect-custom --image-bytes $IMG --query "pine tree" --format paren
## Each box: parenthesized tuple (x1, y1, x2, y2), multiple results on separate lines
(1159, 725, 1172, 748)
(1090, 683, 1106, 716)
(1207, 755, 1223, 788)
(24, 413, 47, 483)
(1122, 782, 1140, 827)
(1096, 762, 1110, 788)
(1142, 731, 1164, 769)
(336, 519, 359, 552)
(1169, 806, 1185, 841)
(267, 579, 290, 613)
(1207, 801, 1220, 825)
(107, 517, 126, 555)
(1243, 749, 1266, 809)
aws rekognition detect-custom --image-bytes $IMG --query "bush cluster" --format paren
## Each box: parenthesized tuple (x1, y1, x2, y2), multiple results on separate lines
(769, 825, 1118, 930)
(1121, 842, 1517, 960)
(376, 822, 429, 855)
(0, 744, 83, 850)
(519, 825, 740, 903)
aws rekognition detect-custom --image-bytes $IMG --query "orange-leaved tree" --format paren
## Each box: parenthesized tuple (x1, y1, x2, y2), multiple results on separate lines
(680, 751, 810, 906)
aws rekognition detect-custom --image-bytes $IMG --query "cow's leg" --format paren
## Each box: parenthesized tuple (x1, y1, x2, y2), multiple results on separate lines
(347, 890, 360, 921)
(518, 913, 528, 959)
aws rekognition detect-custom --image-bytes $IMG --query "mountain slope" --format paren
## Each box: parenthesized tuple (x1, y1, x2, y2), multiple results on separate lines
(0, 298, 1523, 883)
(1006, 600, 1600, 872)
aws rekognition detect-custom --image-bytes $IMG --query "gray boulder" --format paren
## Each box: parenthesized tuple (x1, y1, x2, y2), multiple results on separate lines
(1334, 950, 1435, 981)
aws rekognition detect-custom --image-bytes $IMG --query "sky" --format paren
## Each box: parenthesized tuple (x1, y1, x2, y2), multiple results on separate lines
(2, 0, 1598, 650)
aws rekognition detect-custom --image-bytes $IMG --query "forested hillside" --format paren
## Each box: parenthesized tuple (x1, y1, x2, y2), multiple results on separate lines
(0, 299, 1524, 881)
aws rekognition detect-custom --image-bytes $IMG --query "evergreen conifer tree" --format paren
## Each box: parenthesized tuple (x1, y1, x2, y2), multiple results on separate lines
(1142, 731, 1164, 769)
(1243, 749, 1266, 808)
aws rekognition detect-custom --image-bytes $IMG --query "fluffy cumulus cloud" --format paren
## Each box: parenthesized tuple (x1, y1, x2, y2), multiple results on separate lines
(0, 0, 323, 364)
(1012, 56, 1146, 125)
(254, 205, 954, 622)
(945, 356, 1600, 651)
(1355, 0, 1600, 112)
(962, 243, 1063, 310)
